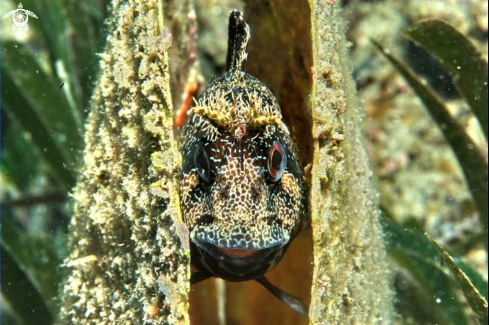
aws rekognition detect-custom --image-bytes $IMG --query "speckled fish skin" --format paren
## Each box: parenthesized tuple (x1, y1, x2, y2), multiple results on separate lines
(179, 10, 304, 282)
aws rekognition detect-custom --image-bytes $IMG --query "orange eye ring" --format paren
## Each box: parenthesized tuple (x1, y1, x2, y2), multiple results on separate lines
(267, 141, 287, 182)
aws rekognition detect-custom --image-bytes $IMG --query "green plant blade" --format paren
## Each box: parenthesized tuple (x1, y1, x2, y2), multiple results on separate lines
(381, 212, 488, 301)
(382, 214, 488, 324)
(426, 233, 489, 325)
(2, 41, 82, 190)
(1, 217, 62, 319)
(63, 0, 107, 105)
(405, 19, 488, 137)
(15, 0, 106, 120)
(1, 117, 42, 192)
(372, 39, 488, 244)
(1, 246, 54, 325)
(383, 216, 468, 324)
(393, 271, 453, 325)
(24, 0, 84, 117)
(390, 249, 469, 325)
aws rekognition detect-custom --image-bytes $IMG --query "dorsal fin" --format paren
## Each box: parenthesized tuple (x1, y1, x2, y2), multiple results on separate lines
(226, 10, 250, 72)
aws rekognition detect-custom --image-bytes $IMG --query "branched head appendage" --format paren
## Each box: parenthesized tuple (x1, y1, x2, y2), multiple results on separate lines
(188, 11, 289, 136)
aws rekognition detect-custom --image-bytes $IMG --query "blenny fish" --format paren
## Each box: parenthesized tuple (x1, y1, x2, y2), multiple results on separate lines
(179, 10, 307, 315)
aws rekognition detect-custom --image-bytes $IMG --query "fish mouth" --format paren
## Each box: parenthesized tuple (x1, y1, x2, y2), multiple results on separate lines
(215, 247, 260, 258)
(190, 223, 292, 281)
(192, 237, 285, 266)
(190, 220, 290, 264)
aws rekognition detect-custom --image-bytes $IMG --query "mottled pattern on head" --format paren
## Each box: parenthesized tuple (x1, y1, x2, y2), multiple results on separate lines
(189, 74, 289, 142)
(188, 11, 288, 141)
(179, 11, 303, 280)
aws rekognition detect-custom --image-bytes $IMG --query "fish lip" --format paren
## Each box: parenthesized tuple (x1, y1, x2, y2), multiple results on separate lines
(190, 222, 290, 264)
(193, 238, 285, 265)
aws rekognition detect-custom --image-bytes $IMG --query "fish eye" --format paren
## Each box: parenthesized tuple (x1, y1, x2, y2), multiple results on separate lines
(194, 144, 211, 183)
(267, 141, 287, 182)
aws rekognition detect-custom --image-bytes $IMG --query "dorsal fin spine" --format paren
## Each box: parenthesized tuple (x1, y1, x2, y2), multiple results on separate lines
(226, 10, 250, 72)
